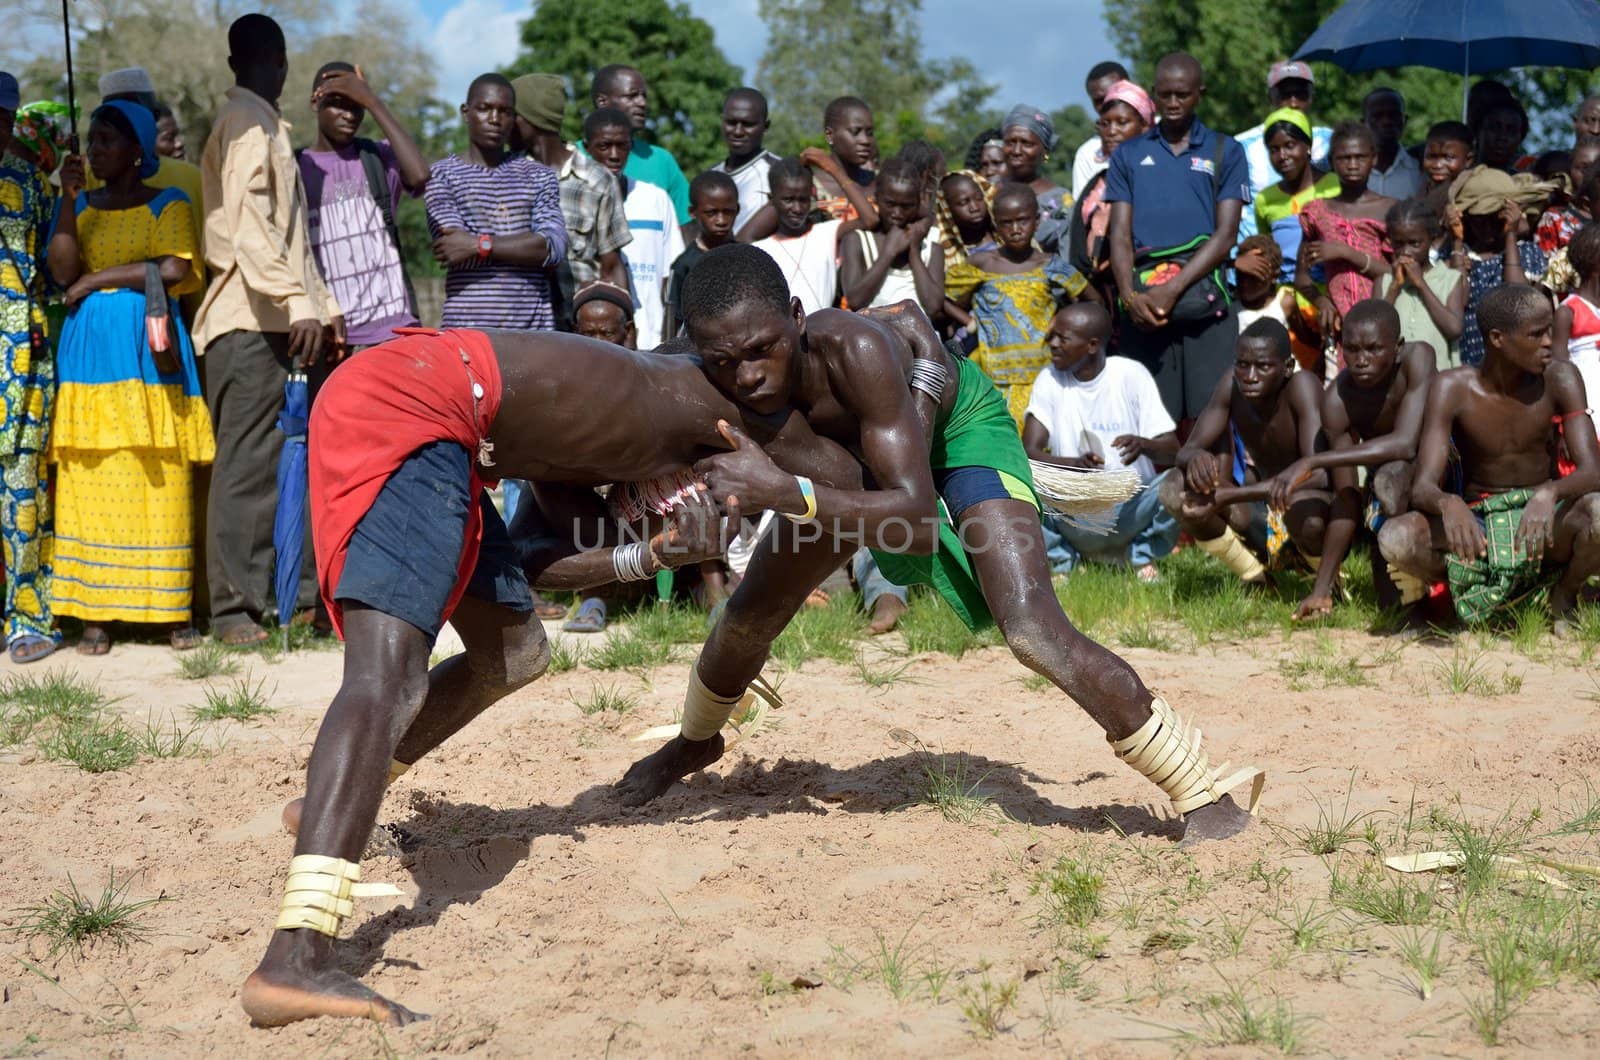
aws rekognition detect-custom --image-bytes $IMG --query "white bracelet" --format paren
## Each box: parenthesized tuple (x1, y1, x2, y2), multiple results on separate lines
(611, 541, 655, 583)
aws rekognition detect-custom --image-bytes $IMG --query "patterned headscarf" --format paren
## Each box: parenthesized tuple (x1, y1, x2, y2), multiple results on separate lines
(1101, 81, 1154, 127)
(934, 169, 996, 269)
(11, 101, 76, 175)
(1002, 104, 1058, 153)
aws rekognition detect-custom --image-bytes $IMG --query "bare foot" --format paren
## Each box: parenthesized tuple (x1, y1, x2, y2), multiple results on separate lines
(867, 594, 907, 635)
(615, 734, 725, 806)
(241, 933, 426, 1027)
(1177, 794, 1252, 847)
(282, 798, 304, 835)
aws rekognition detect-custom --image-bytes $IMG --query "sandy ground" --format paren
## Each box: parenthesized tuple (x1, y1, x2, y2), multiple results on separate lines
(3, 614, 1600, 1058)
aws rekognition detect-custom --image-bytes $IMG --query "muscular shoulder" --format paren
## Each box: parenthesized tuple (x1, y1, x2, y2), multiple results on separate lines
(1427, 365, 1475, 410)
(810, 311, 909, 402)
(1286, 369, 1324, 412)
(1398, 342, 1436, 390)
(1545, 359, 1592, 412)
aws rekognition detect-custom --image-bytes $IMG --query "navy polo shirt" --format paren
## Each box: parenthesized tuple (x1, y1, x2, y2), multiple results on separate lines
(1102, 119, 1251, 251)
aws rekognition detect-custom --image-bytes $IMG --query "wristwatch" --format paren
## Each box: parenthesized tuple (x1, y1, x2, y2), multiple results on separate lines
(476, 233, 494, 262)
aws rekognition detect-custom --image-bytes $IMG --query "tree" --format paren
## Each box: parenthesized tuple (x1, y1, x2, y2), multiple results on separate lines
(757, 0, 1017, 167)
(9, 0, 438, 159)
(1106, 0, 1592, 149)
(505, 0, 742, 175)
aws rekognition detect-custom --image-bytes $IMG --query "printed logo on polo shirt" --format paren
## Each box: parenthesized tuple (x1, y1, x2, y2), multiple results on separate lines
(1139, 155, 1156, 166)
(1189, 157, 1216, 176)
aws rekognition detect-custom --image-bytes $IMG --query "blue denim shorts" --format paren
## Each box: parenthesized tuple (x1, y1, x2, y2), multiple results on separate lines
(334, 440, 533, 640)
(933, 465, 1037, 521)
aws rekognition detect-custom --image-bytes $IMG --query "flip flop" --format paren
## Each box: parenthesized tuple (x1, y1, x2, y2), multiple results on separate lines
(75, 628, 111, 656)
(562, 597, 608, 634)
(216, 622, 269, 647)
(8, 634, 58, 664)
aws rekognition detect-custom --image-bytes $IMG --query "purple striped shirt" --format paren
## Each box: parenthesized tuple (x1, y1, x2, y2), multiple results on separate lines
(424, 154, 569, 330)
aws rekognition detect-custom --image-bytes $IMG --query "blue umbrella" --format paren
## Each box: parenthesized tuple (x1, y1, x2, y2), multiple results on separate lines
(273, 361, 309, 651)
(1295, 0, 1600, 113)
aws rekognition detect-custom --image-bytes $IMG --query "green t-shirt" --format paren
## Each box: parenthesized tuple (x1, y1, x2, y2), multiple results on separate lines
(579, 137, 690, 225)
(1376, 265, 1464, 371)
(1254, 171, 1341, 283)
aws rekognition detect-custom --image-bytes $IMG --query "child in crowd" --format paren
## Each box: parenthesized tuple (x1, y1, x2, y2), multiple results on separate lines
(1295, 121, 1394, 348)
(945, 184, 1089, 426)
(813, 96, 878, 223)
(584, 106, 682, 350)
(664, 170, 739, 339)
(1552, 222, 1600, 421)
(1375, 199, 1465, 370)
(1536, 140, 1600, 254)
(1417, 121, 1475, 214)
(1449, 165, 1556, 365)
(1234, 235, 1321, 372)
(1023, 303, 1179, 582)
(934, 170, 995, 344)
(839, 156, 943, 315)
(752, 157, 843, 314)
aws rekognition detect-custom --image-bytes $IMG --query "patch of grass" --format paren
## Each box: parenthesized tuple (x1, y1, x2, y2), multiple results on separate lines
(570, 683, 639, 716)
(958, 970, 1018, 1039)
(1391, 927, 1446, 1000)
(757, 970, 798, 997)
(132, 716, 205, 759)
(1466, 925, 1538, 1046)
(1277, 636, 1372, 691)
(1032, 853, 1105, 930)
(627, 602, 708, 646)
(587, 630, 673, 673)
(1209, 907, 1259, 957)
(173, 642, 240, 681)
(37, 716, 137, 773)
(1184, 981, 1311, 1054)
(10, 873, 167, 960)
(772, 592, 870, 668)
(898, 588, 1000, 658)
(1114, 618, 1178, 652)
(1330, 863, 1438, 925)
(1563, 603, 1600, 661)
(1286, 772, 1377, 855)
(190, 676, 276, 723)
(1054, 561, 1160, 640)
(0, 669, 107, 745)
(546, 638, 585, 674)
(1507, 598, 1550, 657)
(913, 749, 1004, 824)
(1432, 647, 1522, 697)
(1273, 900, 1341, 954)
(851, 651, 915, 692)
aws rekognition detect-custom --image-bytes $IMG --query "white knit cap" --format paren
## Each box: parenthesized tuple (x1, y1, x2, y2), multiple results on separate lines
(98, 67, 156, 97)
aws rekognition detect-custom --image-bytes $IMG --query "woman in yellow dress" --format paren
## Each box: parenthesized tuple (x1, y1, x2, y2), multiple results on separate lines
(945, 184, 1090, 428)
(46, 101, 214, 654)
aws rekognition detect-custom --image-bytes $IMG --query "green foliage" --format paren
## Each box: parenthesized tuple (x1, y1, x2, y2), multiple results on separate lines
(506, 0, 742, 175)
(1104, 0, 1587, 150)
(190, 677, 276, 723)
(1032, 853, 1106, 929)
(756, 0, 1005, 162)
(10, 872, 167, 960)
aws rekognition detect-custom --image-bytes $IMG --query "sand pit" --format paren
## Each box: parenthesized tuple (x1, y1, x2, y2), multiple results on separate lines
(3, 615, 1600, 1056)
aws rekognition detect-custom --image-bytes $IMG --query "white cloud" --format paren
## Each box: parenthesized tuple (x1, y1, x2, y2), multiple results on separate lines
(431, 0, 525, 106)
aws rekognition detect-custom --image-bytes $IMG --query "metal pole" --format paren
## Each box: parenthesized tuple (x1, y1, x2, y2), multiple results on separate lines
(60, 0, 78, 150)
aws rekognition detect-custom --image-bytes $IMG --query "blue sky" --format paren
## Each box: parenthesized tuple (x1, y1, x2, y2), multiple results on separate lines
(420, 0, 1126, 117)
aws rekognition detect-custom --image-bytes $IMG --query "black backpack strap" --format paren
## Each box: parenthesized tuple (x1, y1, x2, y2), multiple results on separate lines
(353, 138, 418, 319)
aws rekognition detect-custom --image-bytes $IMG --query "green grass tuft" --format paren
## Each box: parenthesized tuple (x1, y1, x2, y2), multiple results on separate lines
(190, 676, 277, 723)
(1032, 852, 1106, 930)
(173, 642, 241, 681)
(571, 682, 639, 716)
(587, 630, 673, 673)
(912, 749, 1004, 824)
(898, 589, 999, 658)
(771, 592, 868, 668)
(10, 872, 168, 960)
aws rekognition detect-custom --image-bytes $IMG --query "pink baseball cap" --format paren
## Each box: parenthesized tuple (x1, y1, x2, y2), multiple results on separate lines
(1268, 60, 1315, 87)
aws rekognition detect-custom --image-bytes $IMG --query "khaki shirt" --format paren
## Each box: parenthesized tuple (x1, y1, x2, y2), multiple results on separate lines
(193, 85, 337, 349)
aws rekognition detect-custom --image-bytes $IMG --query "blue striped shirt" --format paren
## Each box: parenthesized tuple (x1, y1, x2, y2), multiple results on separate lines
(425, 154, 569, 330)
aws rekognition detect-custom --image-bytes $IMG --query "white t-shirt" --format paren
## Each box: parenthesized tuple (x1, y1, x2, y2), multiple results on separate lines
(1071, 137, 1108, 202)
(754, 219, 842, 315)
(713, 151, 780, 231)
(621, 177, 685, 350)
(1025, 357, 1176, 485)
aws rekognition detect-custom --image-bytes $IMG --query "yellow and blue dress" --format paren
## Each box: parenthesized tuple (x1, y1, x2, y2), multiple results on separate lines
(49, 187, 214, 624)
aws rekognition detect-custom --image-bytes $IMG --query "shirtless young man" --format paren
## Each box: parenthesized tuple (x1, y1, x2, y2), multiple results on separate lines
(241, 327, 862, 1028)
(1378, 284, 1600, 632)
(1266, 300, 1435, 619)
(1160, 319, 1328, 584)
(616, 244, 1262, 844)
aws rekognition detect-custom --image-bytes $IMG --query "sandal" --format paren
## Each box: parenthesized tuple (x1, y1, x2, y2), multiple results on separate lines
(75, 627, 111, 656)
(532, 592, 568, 620)
(561, 597, 608, 634)
(9, 634, 59, 664)
(169, 626, 205, 651)
(216, 621, 269, 647)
